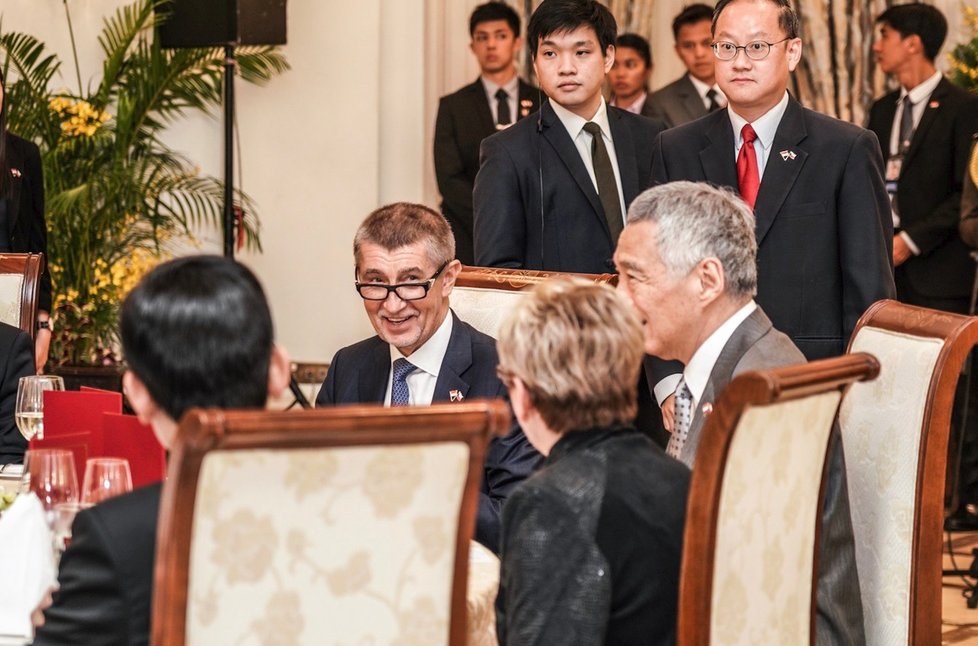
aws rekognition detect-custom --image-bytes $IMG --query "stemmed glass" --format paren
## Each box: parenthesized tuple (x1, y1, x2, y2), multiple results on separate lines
(15, 375, 65, 441)
(20, 448, 79, 520)
(81, 458, 133, 505)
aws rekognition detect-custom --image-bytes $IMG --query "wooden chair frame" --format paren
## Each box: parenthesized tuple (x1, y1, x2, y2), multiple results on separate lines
(0, 253, 42, 339)
(845, 299, 978, 644)
(152, 400, 512, 646)
(678, 353, 880, 646)
(455, 265, 618, 290)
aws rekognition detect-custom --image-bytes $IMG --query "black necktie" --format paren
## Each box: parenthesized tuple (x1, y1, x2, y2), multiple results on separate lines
(898, 96, 914, 153)
(582, 121, 623, 243)
(706, 88, 721, 112)
(495, 88, 511, 126)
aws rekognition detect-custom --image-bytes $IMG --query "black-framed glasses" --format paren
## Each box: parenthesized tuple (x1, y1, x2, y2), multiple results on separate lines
(712, 38, 791, 61)
(355, 261, 449, 301)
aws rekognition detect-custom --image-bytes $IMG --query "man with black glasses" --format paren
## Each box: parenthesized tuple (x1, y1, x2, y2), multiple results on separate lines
(316, 202, 540, 554)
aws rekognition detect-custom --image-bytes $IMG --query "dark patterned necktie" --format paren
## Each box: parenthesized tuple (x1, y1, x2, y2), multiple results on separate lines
(666, 378, 693, 458)
(391, 358, 415, 406)
(496, 88, 511, 126)
(582, 121, 623, 243)
(898, 96, 914, 154)
(707, 88, 721, 112)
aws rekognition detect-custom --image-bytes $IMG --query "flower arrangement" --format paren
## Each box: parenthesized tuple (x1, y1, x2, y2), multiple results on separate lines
(949, 5, 978, 93)
(1, 0, 289, 366)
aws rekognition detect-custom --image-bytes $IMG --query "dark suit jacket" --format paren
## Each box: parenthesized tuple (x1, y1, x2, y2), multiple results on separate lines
(680, 306, 865, 646)
(962, 137, 978, 249)
(4, 132, 51, 312)
(0, 322, 34, 464)
(867, 77, 978, 306)
(316, 312, 541, 553)
(34, 483, 161, 646)
(652, 98, 896, 360)
(434, 78, 540, 265)
(473, 100, 664, 273)
(645, 74, 709, 128)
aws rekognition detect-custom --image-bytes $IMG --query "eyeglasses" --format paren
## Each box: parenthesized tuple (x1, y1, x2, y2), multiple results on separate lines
(355, 261, 449, 301)
(712, 38, 791, 61)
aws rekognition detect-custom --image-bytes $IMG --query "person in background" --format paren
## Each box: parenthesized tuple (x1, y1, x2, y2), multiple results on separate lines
(33, 256, 291, 645)
(645, 4, 725, 127)
(608, 33, 655, 118)
(0, 69, 52, 372)
(433, 1, 541, 265)
(495, 277, 689, 645)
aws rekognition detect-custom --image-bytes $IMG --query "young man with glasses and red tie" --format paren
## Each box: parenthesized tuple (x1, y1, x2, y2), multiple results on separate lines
(315, 202, 541, 555)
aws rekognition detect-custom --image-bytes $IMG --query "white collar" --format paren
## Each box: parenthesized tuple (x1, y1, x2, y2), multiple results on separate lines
(900, 70, 942, 106)
(612, 91, 648, 115)
(728, 92, 790, 149)
(389, 310, 454, 378)
(683, 301, 758, 404)
(481, 74, 519, 99)
(687, 74, 721, 102)
(550, 97, 611, 141)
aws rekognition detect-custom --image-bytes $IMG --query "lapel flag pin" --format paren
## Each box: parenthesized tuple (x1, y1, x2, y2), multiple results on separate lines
(10, 168, 21, 178)
(520, 99, 533, 118)
(701, 402, 713, 416)
(779, 150, 797, 161)
(449, 389, 464, 402)
(929, 100, 940, 109)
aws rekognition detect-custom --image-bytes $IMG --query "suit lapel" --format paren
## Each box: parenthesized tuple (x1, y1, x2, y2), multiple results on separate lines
(678, 76, 707, 122)
(873, 92, 899, 162)
(754, 99, 808, 245)
(680, 308, 774, 465)
(902, 78, 948, 170)
(359, 340, 392, 404)
(540, 101, 608, 236)
(465, 79, 495, 137)
(609, 107, 640, 205)
(432, 313, 472, 402)
(699, 111, 739, 189)
(5, 139, 23, 230)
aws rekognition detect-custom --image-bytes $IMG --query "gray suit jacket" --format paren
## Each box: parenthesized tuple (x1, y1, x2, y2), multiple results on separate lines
(680, 307, 866, 646)
(645, 75, 708, 129)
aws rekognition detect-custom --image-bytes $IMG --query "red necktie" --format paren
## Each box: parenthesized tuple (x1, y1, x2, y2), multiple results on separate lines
(737, 124, 760, 209)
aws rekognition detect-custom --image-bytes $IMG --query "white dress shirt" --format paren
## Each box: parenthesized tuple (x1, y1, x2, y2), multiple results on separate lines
(550, 98, 627, 225)
(482, 75, 520, 126)
(728, 92, 790, 180)
(688, 75, 726, 111)
(682, 301, 758, 412)
(612, 91, 648, 115)
(384, 312, 454, 406)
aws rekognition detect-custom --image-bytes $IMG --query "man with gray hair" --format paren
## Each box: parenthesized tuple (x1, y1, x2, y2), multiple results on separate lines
(615, 181, 865, 645)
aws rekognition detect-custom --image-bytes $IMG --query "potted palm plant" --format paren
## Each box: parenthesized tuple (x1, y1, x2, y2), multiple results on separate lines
(0, 0, 288, 377)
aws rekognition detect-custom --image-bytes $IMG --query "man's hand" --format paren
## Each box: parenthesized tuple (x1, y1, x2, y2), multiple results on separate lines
(31, 586, 55, 628)
(893, 235, 912, 267)
(661, 394, 676, 433)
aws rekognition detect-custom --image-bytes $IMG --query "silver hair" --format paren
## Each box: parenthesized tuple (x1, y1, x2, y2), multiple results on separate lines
(625, 181, 757, 297)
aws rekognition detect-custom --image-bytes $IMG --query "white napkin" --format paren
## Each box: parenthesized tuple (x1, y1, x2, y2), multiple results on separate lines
(0, 493, 57, 640)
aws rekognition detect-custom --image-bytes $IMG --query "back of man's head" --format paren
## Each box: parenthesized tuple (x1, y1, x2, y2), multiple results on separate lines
(527, 0, 617, 59)
(120, 255, 274, 422)
(672, 3, 713, 39)
(354, 202, 455, 270)
(627, 181, 758, 298)
(470, 1, 521, 37)
(876, 4, 947, 62)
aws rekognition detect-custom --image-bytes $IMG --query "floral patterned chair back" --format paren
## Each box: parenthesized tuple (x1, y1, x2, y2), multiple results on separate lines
(678, 354, 879, 646)
(839, 300, 978, 645)
(152, 402, 511, 646)
(0, 253, 41, 339)
(451, 266, 616, 338)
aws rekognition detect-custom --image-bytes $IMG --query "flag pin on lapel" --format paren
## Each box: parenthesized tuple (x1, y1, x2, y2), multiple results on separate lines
(449, 389, 464, 402)
(701, 402, 713, 416)
(929, 100, 940, 109)
(520, 99, 533, 118)
(9, 168, 20, 178)
(779, 150, 797, 161)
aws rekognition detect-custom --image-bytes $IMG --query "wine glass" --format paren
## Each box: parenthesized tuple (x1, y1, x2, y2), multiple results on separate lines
(81, 458, 133, 505)
(21, 449, 79, 526)
(15, 375, 65, 441)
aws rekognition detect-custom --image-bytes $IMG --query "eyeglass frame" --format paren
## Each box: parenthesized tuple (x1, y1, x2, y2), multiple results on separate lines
(354, 260, 450, 301)
(711, 37, 792, 61)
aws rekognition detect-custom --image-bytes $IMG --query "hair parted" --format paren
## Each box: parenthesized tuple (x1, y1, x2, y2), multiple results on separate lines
(672, 3, 714, 39)
(626, 181, 758, 297)
(119, 255, 274, 422)
(712, 0, 799, 40)
(470, 1, 521, 37)
(527, 0, 618, 59)
(354, 202, 455, 271)
(616, 33, 652, 68)
(497, 278, 644, 434)
(876, 4, 947, 62)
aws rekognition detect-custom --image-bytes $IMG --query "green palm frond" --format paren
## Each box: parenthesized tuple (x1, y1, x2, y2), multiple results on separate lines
(0, 31, 62, 144)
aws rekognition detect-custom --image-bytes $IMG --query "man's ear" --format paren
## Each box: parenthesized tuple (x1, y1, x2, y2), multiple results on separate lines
(123, 371, 158, 426)
(695, 257, 726, 303)
(267, 344, 292, 401)
(441, 259, 463, 296)
(604, 44, 616, 72)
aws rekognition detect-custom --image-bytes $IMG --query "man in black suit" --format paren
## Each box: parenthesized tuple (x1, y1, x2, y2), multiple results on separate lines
(615, 181, 865, 646)
(33, 256, 291, 645)
(0, 321, 34, 464)
(433, 2, 540, 265)
(472, 0, 664, 274)
(646, 4, 725, 128)
(867, 3, 978, 316)
(651, 0, 894, 367)
(316, 202, 540, 553)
